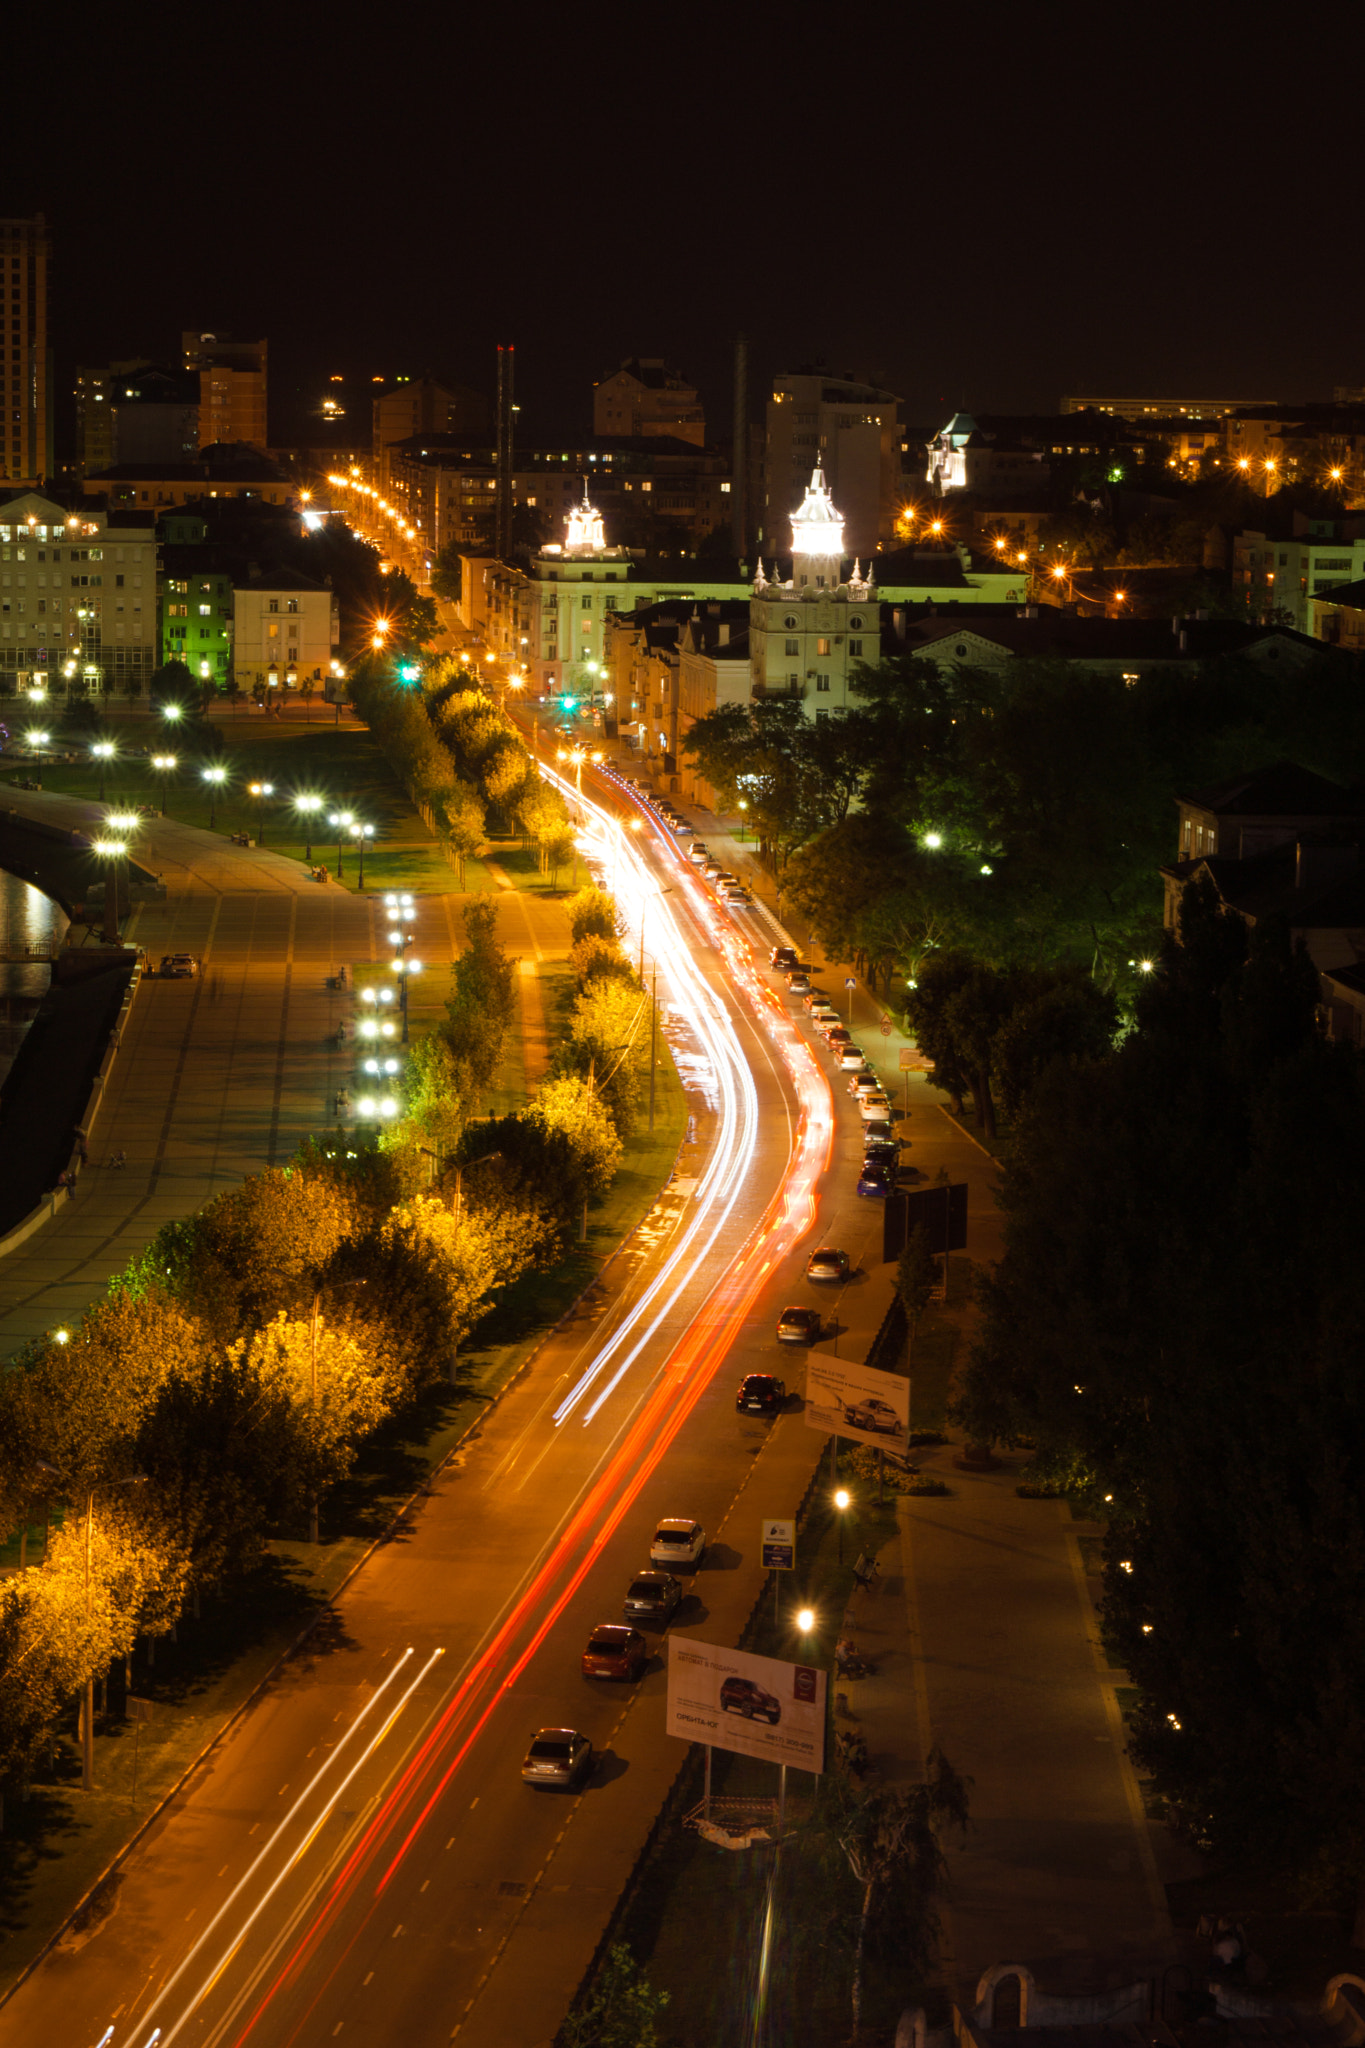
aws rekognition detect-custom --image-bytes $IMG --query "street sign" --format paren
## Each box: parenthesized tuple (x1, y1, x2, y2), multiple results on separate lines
(899, 1047, 916, 1069)
(880, 1015, 893, 1037)
(844, 977, 856, 988)
(761, 1517, 795, 1570)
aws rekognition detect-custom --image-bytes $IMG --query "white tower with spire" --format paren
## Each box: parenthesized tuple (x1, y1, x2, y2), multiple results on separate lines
(788, 466, 844, 590)
(563, 479, 607, 555)
(747, 465, 877, 721)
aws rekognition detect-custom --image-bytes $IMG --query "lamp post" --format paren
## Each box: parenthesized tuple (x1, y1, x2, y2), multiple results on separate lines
(357, 984, 398, 1048)
(92, 833, 133, 943)
(294, 793, 323, 863)
(834, 1486, 851, 1566)
(737, 798, 748, 845)
(35, 1462, 148, 1791)
(27, 726, 48, 769)
(202, 762, 228, 831)
(92, 739, 116, 803)
(639, 885, 673, 980)
(385, 893, 419, 1041)
(348, 820, 374, 889)
(329, 809, 354, 877)
(161, 701, 184, 730)
(151, 754, 177, 817)
(248, 780, 274, 844)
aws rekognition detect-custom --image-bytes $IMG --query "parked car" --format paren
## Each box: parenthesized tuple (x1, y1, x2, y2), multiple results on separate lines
(703, 860, 723, 879)
(581, 1625, 648, 1681)
(849, 1072, 882, 1098)
(838, 1046, 869, 1070)
(771, 945, 798, 971)
(843, 1396, 905, 1438)
(776, 1305, 823, 1345)
(623, 1570, 682, 1625)
(736, 1372, 786, 1415)
(689, 844, 709, 864)
(858, 1090, 893, 1122)
(786, 970, 812, 994)
(805, 1246, 850, 1281)
(720, 1676, 782, 1725)
(522, 1727, 594, 1788)
(857, 1162, 892, 1198)
(650, 1517, 707, 1568)
(863, 1132, 902, 1168)
(822, 1024, 852, 1047)
(801, 989, 828, 1012)
(160, 954, 199, 978)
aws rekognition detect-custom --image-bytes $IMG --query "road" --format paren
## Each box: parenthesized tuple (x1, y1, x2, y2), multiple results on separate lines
(0, 763, 913, 2048)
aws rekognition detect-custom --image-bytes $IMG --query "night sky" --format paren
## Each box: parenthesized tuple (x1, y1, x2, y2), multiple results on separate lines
(10, 2, 1364, 452)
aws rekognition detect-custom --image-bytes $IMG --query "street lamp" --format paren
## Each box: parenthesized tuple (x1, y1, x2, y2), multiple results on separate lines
(151, 754, 177, 816)
(248, 780, 274, 844)
(294, 792, 323, 862)
(329, 808, 354, 876)
(92, 739, 116, 802)
(737, 798, 748, 844)
(639, 884, 673, 980)
(202, 762, 228, 830)
(91, 837, 129, 942)
(347, 819, 374, 889)
(834, 1486, 851, 1566)
(35, 1461, 148, 1791)
(27, 726, 49, 767)
(161, 702, 184, 727)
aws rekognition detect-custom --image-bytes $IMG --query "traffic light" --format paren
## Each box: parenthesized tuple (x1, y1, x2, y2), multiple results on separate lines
(398, 662, 421, 684)
(560, 694, 577, 714)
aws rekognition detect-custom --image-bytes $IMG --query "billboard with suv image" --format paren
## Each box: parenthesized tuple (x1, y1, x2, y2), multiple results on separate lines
(667, 1639, 827, 1770)
(804, 1351, 910, 1451)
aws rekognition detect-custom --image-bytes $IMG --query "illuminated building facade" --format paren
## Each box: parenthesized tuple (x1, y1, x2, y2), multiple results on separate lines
(593, 359, 705, 445)
(0, 489, 156, 697)
(1, 215, 52, 487)
(749, 467, 877, 720)
(232, 569, 339, 693)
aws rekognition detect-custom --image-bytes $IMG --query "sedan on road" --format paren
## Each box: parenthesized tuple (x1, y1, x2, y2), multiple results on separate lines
(786, 970, 812, 994)
(650, 1518, 707, 1568)
(771, 945, 798, 970)
(839, 1046, 869, 1070)
(776, 1305, 823, 1345)
(160, 954, 199, 977)
(689, 844, 710, 864)
(858, 1090, 894, 1122)
(581, 1625, 649, 1681)
(736, 1372, 787, 1415)
(805, 1246, 850, 1282)
(624, 1570, 682, 1625)
(522, 1728, 594, 1788)
(857, 1162, 892, 1198)
(849, 1072, 882, 1098)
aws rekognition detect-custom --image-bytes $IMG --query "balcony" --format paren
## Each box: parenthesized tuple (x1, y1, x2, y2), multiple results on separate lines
(751, 679, 805, 701)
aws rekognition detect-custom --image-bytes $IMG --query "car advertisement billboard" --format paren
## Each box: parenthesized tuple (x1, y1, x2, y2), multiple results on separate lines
(666, 1638, 827, 1772)
(804, 1350, 910, 1451)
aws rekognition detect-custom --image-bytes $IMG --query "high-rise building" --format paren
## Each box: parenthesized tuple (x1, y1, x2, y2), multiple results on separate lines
(763, 371, 901, 558)
(593, 359, 705, 445)
(1, 215, 53, 486)
(181, 331, 268, 448)
(76, 361, 200, 475)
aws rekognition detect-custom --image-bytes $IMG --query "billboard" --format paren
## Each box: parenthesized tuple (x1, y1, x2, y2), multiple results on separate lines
(804, 1349, 910, 1451)
(761, 1517, 795, 1570)
(667, 1638, 827, 1772)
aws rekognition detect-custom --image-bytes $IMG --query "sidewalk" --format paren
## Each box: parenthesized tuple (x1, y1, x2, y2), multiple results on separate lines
(632, 775, 1178, 2007)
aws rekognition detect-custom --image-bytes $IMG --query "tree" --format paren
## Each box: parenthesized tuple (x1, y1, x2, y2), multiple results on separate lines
(561, 1943, 669, 2048)
(570, 933, 634, 990)
(896, 1227, 938, 1360)
(440, 781, 485, 888)
(149, 658, 196, 712)
(558, 977, 650, 1136)
(827, 1749, 970, 2038)
(231, 1314, 396, 1502)
(430, 542, 463, 605)
(566, 885, 619, 946)
(532, 1074, 623, 1198)
(444, 896, 518, 1102)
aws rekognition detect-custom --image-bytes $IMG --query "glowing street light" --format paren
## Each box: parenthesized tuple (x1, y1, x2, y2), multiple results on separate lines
(27, 726, 49, 766)
(294, 792, 323, 862)
(834, 1486, 851, 1565)
(151, 753, 178, 816)
(923, 831, 943, 850)
(91, 738, 116, 801)
(329, 808, 354, 877)
(202, 762, 228, 831)
(248, 780, 274, 845)
(796, 1606, 815, 1634)
(161, 702, 184, 725)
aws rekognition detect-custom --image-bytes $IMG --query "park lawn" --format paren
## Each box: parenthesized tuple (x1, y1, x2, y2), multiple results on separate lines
(6, 712, 501, 896)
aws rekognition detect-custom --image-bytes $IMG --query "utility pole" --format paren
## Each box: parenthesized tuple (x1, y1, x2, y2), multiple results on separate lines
(648, 960, 659, 1131)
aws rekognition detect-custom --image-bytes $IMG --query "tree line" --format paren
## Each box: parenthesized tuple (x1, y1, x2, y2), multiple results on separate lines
(0, 866, 658, 1809)
(954, 879, 1365, 1930)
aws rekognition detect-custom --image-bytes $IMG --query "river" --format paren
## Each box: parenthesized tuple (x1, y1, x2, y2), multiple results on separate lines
(0, 869, 68, 1086)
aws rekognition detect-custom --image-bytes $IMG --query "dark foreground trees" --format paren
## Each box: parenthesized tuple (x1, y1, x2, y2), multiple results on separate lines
(959, 877, 1365, 1921)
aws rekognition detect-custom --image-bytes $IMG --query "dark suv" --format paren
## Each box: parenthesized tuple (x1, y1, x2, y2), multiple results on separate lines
(720, 1676, 782, 1725)
(736, 1373, 786, 1415)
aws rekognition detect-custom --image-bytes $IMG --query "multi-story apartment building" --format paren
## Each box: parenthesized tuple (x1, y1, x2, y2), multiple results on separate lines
(76, 362, 201, 475)
(1062, 394, 1275, 421)
(1235, 526, 1365, 629)
(0, 489, 157, 698)
(1, 216, 52, 487)
(593, 359, 705, 445)
(372, 379, 489, 494)
(83, 447, 293, 510)
(763, 371, 901, 557)
(232, 568, 338, 692)
(160, 541, 234, 686)
(182, 332, 268, 449)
